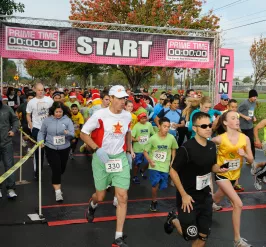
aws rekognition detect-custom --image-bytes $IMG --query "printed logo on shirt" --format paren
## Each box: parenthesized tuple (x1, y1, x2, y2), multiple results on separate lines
(140, 129, 148, 133)
(229, 153, 235, 159)
(113, 121, 123, 134)
(157, 145, 168, 150)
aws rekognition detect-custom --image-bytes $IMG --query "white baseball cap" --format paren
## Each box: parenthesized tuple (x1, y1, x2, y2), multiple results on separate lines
(109, 85, 128, 98)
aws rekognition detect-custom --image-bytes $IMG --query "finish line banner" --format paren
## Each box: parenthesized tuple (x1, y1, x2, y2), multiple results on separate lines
(0, 23, 214, 69)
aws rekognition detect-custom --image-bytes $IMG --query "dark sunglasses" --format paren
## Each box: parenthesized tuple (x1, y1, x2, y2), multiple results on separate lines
(193, 123, 213, 129)
(159, 98, 165, 100)
(222, 99, 229, 101)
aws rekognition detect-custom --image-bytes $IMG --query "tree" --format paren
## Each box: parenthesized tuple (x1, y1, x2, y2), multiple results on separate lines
(3, 59, 17, 83)
(242, 76, 252, 84)
(0, 0, 25, 15)
(250, 36, 266, 88)
(69, 0, 220, 89)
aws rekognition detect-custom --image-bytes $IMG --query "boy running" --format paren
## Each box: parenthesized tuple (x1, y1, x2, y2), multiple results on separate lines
(143, 117, 178, 211)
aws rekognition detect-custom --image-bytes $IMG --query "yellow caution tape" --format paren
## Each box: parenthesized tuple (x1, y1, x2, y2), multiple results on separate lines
(19, 128, 37, 144)
(0, 140, 44, 184)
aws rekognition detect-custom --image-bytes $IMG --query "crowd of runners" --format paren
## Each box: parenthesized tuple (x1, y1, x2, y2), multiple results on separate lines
(0, 82, 266, 247)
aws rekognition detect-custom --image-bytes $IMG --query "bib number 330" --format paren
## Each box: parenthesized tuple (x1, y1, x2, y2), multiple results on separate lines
(105, 159, 123, 173)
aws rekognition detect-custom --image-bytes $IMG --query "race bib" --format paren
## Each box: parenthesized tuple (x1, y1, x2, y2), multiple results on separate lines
(185, 121, 189, 128)
(170, 122, 176, 130)
(139, 136, 148, 144)
(248, 110, 254, 117)
(153, 151, 167, 162)
(74, 124, 79, 130)
(226, 159, 241, 171)
(8, 101, 15, 107)
(53, 136, 65, 146)
(196, 173, 211, 190)
(105, 159, 123, 173)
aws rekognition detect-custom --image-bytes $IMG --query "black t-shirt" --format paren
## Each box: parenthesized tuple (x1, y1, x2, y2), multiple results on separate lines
(172, 138, 217, 204)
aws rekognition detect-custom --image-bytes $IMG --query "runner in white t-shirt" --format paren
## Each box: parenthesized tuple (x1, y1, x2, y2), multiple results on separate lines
(26, 83, 53, 179)
(80, 85, 132, 247)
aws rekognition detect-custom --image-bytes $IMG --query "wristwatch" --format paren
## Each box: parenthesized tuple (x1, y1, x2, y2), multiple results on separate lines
(126, 150, 131, 154)
(94, 147, 99, 152)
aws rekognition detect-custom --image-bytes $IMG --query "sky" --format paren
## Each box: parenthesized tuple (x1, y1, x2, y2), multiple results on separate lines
(14, 0, 266, 79)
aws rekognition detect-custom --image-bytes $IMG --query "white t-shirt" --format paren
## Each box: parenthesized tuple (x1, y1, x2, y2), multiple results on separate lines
(26, 96, 54, 129)
(81, 107, 132, 155)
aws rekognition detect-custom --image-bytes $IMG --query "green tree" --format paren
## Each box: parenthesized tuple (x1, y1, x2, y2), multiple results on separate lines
(242, 76, 252, 84)
(69, 0, 220, 90)
(3, 59, 17, 82)
(250, 36, 266, 88)
(0, 0, 25, 15)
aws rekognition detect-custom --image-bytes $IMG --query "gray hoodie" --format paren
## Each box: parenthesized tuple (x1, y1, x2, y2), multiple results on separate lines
(37, 115, 74, 150)
(0, 104, 19, 147)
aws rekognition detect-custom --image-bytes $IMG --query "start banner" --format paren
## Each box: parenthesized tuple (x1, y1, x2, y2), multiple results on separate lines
(0, 23, 215, 69)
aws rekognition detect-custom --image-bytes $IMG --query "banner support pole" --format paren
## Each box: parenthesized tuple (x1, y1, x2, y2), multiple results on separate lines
(0, 56, 3, 95)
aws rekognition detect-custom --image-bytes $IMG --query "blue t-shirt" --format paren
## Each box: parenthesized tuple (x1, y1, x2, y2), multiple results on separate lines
(157, 108, 183, 136)
(188, 108, 221, 138)
(151, 103, 163, 126)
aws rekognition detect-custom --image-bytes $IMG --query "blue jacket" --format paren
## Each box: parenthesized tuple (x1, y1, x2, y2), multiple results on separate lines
(188, 108, 221, 138)
(37, 115, 74, 150)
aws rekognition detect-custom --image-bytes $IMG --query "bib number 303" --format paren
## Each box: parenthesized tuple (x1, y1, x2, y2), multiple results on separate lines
(196, 173, 211, 190)
(105, 159, 123, 173)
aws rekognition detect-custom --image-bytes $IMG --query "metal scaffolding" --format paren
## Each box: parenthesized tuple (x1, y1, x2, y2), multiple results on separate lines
(0, 15, 220, 101)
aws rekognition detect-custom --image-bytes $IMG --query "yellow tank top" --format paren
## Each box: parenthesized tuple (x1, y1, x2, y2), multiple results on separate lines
(217, 132, 247, 180)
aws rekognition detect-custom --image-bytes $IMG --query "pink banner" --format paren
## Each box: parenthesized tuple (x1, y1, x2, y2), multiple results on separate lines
(0, 23, 215, 69)
(216, 48, 234, 103)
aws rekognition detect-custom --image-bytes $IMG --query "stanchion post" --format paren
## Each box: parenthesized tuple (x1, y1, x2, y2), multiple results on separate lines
(19, 130, 23, 182)
(38, 145, 42, 217)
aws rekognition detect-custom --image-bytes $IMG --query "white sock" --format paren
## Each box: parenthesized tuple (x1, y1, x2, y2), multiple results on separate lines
(115, 232, 123, 240)
(55, 189, 61, 194)
(90, 200, 98, 209)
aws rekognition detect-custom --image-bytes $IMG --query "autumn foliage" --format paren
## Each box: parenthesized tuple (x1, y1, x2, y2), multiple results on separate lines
(250, 36, 266, 88)
(69, 0, 220, 89)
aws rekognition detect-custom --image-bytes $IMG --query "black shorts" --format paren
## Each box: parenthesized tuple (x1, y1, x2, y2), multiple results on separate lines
(215, 174, 236, 186)
(177, 194, 213, 241)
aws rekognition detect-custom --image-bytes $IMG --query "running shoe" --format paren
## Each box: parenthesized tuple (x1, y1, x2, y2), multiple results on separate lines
(150, 201, 158, 212)
(55, 192, 63, 202)
(212, 202, 222, 211)
(22, 139, 27, 147)
(113, 197, 118, 207)
(0, 189, 2, 198)
(132, 176, 140, 184)
(254, 175, 262, 191)
(85, 199, 97, 222)
(69, 150, 74, 160)
(140, 169, 147, 179)
(7, 189, 17, 199)
(250, 162, 257, 176)
(234, 237, 252, 247)
(234, 184, 244, 192)
(263, 176, 266, 184)
(112, 235, 128, 247)
(164, 211, 177, 235)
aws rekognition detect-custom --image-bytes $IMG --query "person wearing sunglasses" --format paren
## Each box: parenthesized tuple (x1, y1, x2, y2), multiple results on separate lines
(164, 112, 228, 247)
(151, 93, 167, 129)
(212, 110, 253, 247)
(188, 96, 222, 139)
(214, 94, 229, 112)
